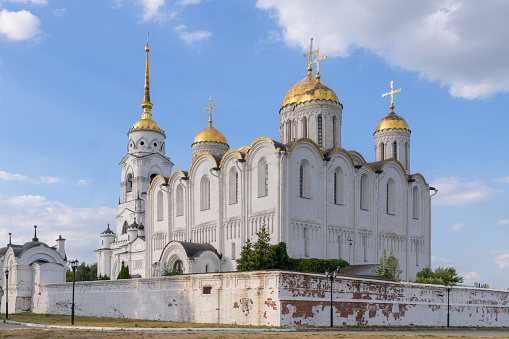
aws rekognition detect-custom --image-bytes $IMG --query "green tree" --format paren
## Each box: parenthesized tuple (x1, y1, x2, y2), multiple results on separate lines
(117, 261, 131, 279)
(252, 226, 273, 270)
(372, 249, 402, 281)
(236, 238, 255, 271)
(66, 262, 99, 282)
(270, 242, 291, 269)
(415, 266, 463, 285)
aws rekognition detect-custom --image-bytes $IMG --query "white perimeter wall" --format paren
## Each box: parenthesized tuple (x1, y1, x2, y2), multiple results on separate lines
(32, 271, 509, 327)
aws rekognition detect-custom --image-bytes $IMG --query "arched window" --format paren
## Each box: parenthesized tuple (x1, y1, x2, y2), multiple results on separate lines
(363, 235, 368, 262)
(392, 142, 397, 159)
(157, 190, 164, 221)
(122, 221, 128, 234)
(360, 174, 369, 210)
(287, 120, 292, 142)
(150, 173, 157, 184)
(332, 117, 336, 147)
(317, 116, 323, 147)
(386, 179, 395, 215)
(173, 260, 183, 273)
(231, 242, 236, 260)
(176, 184, 184, 217)
(200, 175, 210, 210)
(302, 117, 307, 138)
(380, 143, 385, 160)
(304, 227, 309, 257)
(299, 160, 310, 198)
(229, 168, 238, 204)
(126, 173, 133, 193)
(334, 167, 343, 205)
(405, 142, 410, 169)
(412, 186, 419, 219)
(257, 158, 268, 197)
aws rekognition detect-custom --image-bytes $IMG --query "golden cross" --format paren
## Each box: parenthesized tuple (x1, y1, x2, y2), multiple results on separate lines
(310, 45, 328, 77)
(382, 81, 402, 107)
(204, 96, 217, 123)
(146, 32, 149, 44)
(303, 38, 315, 69)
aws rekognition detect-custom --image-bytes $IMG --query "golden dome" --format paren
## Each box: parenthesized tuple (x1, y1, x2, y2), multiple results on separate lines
(296, 77, 339, 105)
(282, 72, 317, 107)
(193, 123, 228, 145)
(130, 117, 164, 133)
(375, 106, 409, 133)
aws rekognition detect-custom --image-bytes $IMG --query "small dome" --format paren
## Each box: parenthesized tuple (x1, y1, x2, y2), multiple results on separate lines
(375, 109, 410, 133)
(193, 123, 228, 145)
(101, 223, 115, 235)
(296, 79, 339, 105)
(282, 73, 317, 107)
(130, 117, 164, 134)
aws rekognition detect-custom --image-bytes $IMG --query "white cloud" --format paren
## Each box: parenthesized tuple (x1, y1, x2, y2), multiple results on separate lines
(4, 0, 47, 5)
(138, 0, 166, 21)
(177, 0, 201, 5)
(0, 170, 30, 182)
(40, 176, 62, 184)
(78, 179, 91, 186)
(493, 251, 509, 269)
(495, 176, 509, 183)
(175, 24, 211, 45)
(430, 177, 500, 206)
(431, 256, 451, 264)
(462, 271, 479, 280)
(449, 223, 464, 231)
(0, 195, 116, 263)
(256, 0, 509, 99)
(52, 8, 66, 17)
(0, 9, 41, 41)
(499, 219, 509, 226)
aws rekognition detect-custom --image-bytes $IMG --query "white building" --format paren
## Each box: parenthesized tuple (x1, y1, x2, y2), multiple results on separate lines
(0, 227, 67, 313)
(96, 39, 432, 281)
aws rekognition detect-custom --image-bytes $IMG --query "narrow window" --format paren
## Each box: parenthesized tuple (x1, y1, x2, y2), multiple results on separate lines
(338, 235, 342, 259)
(363, 235, 367, 262)
(333, 172, 337, 204)
(412, 186, 419, 219)
(304, 228, 309, 257)
(126, 173, 133, 193)
(299, 165, 304, 197)
(231, 242, 236, 260)
(287, 120, 292, 142)
(122, 221, 128, 234)
(302, 117, 307, 138)
(386, 179, 395, 215)
(380, 143, 385, 160)
(229, 168, 238, 204)
(360, 174, 369, 210)
(318, 116, 323, 147)
(257, 158, 268, 197)
(332, 117, 336, 148)
(405, 142, 410, 169)
(176, 184, 184, 217)
(205, 264, 208, 273)
(392, 142, 397, 159)
(157, 190, 164, 221)
(200, 176, 210, 210)
(299, 161, 309, 198)
(334, 167, 343, 205)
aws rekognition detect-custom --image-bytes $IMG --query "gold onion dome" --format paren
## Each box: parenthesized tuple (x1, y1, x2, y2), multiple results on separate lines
(129, 33, 164, 135)
(193, 123, 228, 145)
(296, 74, 339, 105)
(375, 104, 410, 133)
(282, 71, 317, 107)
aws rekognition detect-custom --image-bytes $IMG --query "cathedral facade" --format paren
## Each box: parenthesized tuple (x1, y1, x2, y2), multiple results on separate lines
(96, 40, 432, 281)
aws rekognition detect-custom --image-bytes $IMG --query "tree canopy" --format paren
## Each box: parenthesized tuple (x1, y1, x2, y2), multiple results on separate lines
(415, 266, 463, 285)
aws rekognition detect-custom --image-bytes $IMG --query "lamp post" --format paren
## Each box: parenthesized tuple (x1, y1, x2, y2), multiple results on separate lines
(4, 269, 9, 319)
(325, 267, 339, 327)
(70, 260, 78, 325)
(347, 236, 353, 264)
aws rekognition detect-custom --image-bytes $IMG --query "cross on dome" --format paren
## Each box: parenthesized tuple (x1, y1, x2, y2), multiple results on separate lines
(303, 38, 315, 73)
(382, 80, 402, 112)
(204, 96, 217, 124)
(309, 45, 328, 81)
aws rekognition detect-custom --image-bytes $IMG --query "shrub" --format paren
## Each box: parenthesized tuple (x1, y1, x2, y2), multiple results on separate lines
(415, 266, 463, 285)
(372, 249, 402, 281)
(117, 261, 131, 279)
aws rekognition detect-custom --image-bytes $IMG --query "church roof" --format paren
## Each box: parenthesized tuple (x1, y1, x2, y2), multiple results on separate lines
(177, 241, 221, 259)
(0, 241, 51, 259)
(375, 105, 410, 133)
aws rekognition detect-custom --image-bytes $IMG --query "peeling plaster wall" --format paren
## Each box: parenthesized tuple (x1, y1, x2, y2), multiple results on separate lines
(279, 272, 509, 327)
(33, 271, 508, 327)
(33, 271, 281, 326)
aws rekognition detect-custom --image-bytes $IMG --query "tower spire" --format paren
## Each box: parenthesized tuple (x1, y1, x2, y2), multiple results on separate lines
(141, 32, 153, 119)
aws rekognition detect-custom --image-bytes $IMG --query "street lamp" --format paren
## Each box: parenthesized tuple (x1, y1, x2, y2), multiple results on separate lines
(325, 267, 339, 327)
(347, 236, 353, 264)
(446, 284, 452, 327)
(70, 260, 79, 325)
(4, 268, 9, 320)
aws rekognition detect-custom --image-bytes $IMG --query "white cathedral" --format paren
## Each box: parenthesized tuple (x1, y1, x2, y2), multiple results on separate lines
(96, 39, 432, 281)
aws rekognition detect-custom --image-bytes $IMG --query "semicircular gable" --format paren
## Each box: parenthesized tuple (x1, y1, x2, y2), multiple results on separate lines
(409, 173, 428, 186)
(169, 170, 188, 186)
(245, 139, 280, 166)
(287, 138, 323, 156)
(148, 175, 167, 192)
(188, 152, 219, 176)
(219, 149, 243, 168)
(379, 158, 410, 182)
(348, 151, 366, 165)
(326, 148, 356, 168)
(21, 247, 64, 266)
(287, 139, 324, 163)
(245, 137, 284, 159)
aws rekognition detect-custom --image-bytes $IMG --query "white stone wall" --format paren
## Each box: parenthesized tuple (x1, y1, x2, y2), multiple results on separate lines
(32, 271, 509, 327)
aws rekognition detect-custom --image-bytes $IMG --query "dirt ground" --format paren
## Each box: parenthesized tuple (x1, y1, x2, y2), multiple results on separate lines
(1, 330, 509, 339)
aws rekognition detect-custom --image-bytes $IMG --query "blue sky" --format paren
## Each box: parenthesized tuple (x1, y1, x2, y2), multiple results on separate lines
(0, 0, 508, 289)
